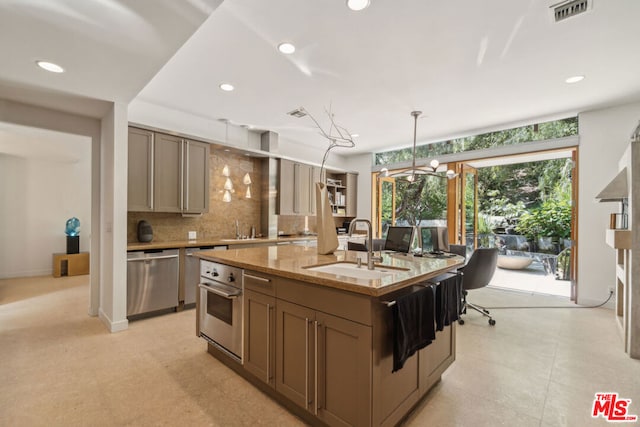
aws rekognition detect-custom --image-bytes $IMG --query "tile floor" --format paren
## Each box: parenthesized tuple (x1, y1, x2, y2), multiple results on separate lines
(489, 263, 572, 298)
(1, 275, 639, 426)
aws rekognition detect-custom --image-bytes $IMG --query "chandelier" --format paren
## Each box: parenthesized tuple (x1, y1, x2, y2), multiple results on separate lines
(380, 111, 456, 181)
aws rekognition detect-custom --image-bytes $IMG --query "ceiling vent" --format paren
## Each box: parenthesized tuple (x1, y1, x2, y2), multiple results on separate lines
(287, 107, 307, 118)
(551, 0, 592, 22)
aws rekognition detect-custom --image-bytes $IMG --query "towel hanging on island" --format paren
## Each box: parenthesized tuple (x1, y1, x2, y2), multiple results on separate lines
(392, 285, 436, 372)
(434, 273, 462, 331)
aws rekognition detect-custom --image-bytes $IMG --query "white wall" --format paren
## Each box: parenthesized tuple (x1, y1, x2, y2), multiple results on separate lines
(578, 101, 640, 305)
(344, 153, 375, 222)
(0, 125, 91, 278)
(128, 99, 259, 149)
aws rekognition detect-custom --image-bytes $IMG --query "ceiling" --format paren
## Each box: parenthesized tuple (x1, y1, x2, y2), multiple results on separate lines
(2, 0, 640, 156)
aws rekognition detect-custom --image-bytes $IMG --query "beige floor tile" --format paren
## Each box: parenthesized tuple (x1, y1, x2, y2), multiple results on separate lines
(2, 274, 637, 426)
(404, 380, 542, 427)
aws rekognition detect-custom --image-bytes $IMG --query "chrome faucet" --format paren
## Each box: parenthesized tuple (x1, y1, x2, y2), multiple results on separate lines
(348, 219, 383, 270)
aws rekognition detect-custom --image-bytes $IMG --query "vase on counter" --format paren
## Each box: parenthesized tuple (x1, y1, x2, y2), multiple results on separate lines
(315, 182, 338, 254)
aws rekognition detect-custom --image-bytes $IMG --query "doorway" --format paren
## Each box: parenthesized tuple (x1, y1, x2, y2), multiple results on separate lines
(448, 148, 578, 299)
(0, 122, 92, 279)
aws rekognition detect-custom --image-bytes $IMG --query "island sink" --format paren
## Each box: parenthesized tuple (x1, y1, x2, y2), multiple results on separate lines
(304, 261, 409, 280)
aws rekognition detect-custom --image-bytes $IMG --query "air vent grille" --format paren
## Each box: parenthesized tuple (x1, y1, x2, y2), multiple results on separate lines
(553, 0, 590, 22)
(287, 108, 307, 118)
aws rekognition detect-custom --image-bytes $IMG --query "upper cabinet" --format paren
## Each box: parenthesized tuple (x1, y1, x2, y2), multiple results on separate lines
(278, 159, 319, 216)
(277, 159, 357, 217)
(127, 128, 154, 212)
(128, 127, 209, 214)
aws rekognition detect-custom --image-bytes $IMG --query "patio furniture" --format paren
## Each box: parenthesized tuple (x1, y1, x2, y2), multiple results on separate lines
(497, 255, 533, 270)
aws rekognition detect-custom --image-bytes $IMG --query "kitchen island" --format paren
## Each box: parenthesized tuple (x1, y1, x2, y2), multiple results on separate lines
(196, 245, 464, 427)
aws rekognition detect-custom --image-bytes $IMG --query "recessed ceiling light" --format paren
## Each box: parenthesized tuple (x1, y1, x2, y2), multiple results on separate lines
(219, 83, 234, 91)
(346, 0, 370, 11)
(277, 42, 296, 54)
(36, 60, 64, 73)
(351, 133, 359, 138)
(565, 75, 585, 84)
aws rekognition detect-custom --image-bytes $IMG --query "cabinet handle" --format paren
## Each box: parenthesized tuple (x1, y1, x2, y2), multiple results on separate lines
(244, 273, 271, 283)
(180, 140, 185, 211)
(293, 163, 300, 213)
(266, 303, 272, 381)
(184, 140, 190, 211)
(149, 134, 155, 210)
(314, 320, 319, 415)
(305, 317, 310, 409)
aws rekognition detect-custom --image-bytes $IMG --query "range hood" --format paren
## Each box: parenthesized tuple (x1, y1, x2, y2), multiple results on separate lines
(596, 168, 628, 202)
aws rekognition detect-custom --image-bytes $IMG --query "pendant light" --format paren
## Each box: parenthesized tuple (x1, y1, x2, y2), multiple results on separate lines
(379, 111, 457, 181)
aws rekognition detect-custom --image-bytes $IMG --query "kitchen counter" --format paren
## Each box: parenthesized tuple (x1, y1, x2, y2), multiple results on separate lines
(195, 244, 464, 296)
(127, 235, 317, 251)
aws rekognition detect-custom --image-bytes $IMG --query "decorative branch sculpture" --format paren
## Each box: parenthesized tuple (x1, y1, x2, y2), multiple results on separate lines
(298, 106, 355, 181)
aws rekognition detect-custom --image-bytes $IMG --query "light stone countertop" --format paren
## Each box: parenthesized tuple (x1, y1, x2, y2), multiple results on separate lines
(195, 245, 464, 297)
(127, 235, 319, 251)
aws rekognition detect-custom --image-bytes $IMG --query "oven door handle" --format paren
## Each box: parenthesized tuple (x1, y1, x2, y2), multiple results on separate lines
(198, 283, 241, 299)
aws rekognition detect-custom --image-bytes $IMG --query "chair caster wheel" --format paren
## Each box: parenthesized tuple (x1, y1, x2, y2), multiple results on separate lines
(488, 319, 496, 326)
(458, 319, 465, 325)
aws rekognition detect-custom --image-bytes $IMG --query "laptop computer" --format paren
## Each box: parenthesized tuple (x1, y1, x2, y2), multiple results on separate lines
(419, 226, 454, 257)
(383, 226, 414, 253)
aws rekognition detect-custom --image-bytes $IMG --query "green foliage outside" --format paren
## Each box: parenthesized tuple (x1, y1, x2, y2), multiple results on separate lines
(394, 175, 447, 226)
(377, 117, 577, 240)
(515, 199, 572, 240)
(375, 117, 578, 165)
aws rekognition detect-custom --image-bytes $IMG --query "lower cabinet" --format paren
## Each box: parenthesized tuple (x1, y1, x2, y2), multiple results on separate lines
(275, 300, 315, 409)
(316, 310, 372, 427)
(244, 289, 275, 388)
(276, 300, 372, 427)
(239, 276, 455, 427)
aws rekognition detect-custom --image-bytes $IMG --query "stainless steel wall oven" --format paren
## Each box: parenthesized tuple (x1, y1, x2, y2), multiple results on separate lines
(198, 260, 243, 362)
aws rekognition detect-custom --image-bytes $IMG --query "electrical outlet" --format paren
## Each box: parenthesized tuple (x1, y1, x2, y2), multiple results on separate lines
(188, 231, 197, 240)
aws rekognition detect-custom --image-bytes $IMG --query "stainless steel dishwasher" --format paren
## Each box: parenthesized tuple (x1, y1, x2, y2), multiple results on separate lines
(126, 249, 179, 317)
(184, 245, 227, 307)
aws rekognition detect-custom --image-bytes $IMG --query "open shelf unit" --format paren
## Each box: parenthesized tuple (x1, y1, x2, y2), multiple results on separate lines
(325, 172, 357, 217)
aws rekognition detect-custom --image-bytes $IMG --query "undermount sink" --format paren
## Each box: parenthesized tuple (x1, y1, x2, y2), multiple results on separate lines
(304, 262, 409, 280)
